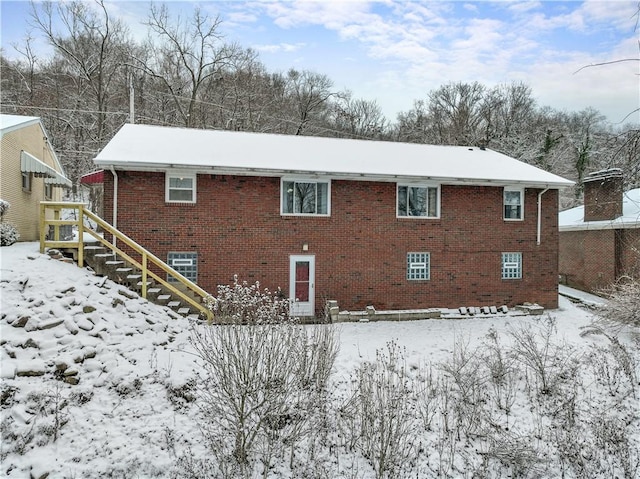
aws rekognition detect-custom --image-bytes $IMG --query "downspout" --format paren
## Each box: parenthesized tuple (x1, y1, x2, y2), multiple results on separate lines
(110, 166, 118, 248)
(537, 188, 549, 245)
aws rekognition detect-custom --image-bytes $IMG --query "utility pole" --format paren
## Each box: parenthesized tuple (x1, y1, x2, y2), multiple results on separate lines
(129, 73, 135, 124)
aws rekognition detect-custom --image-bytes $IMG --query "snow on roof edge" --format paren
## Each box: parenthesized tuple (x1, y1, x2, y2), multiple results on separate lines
(94, 123, 575, 188)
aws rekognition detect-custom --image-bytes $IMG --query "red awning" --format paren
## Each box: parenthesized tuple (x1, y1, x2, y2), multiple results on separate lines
(80, 170, 104, 185)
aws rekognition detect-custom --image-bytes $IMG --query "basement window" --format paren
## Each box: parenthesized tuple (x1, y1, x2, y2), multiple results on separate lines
(167, 252, 198, 283)
(398, 185, 439, 218)
(504, 188, 523, 220)
(407, 252, 430, 280)
(502, 252, 522, 279)
(166, 172, 196, 203)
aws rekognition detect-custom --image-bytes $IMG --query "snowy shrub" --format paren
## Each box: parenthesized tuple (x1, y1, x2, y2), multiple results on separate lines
(508, 316, 579, 396)
(339, 341, 417, 479)
(190, 279, 339, 476)
(598, 279, 640, 329)
(0, 199, 9, 217)
(0, 199, 19, 246)
(204, 275, 289, 324)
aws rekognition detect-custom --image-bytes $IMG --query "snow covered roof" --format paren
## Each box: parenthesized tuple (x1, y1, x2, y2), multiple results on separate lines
(559, 188, 640, 231)
(94, 124, 573, 188)
(0, 114, 41, 137)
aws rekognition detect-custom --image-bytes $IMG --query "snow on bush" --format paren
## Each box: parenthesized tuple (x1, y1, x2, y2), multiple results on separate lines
(0, 199, 10, 217)
(598, 279, 640, 329)
(0, 199, 19, 246)
(186, 278, 339, 477)
(0, 223, 20, 246)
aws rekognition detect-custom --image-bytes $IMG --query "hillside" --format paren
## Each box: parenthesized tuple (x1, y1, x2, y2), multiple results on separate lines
(1, 242, 638, 478)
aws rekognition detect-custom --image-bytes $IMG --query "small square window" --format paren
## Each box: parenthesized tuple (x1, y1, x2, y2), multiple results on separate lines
(504, 188, 523, 220)
(398, 185, 439, 218)
(168, 252, 197, 283)
(166, 173, 196, 203)
(502, 252, 522, 279)
(407, 252, 430, 280)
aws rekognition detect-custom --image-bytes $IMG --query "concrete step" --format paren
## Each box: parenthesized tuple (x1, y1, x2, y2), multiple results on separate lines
(156, 294, 171, 305)
(167, 300, 181, 310)
(83, 245, 107, 262)
(92, 253, 117, 275)
(147, 287, 162, 300)
(177, 307, 191, 316)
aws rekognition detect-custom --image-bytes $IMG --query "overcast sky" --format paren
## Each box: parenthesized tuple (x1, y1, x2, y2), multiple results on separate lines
(1, 1, 638, 125)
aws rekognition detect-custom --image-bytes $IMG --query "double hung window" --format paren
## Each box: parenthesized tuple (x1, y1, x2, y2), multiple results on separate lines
(504, 188, 523, 220)
(398, 185, 439, 218)
(166, 172, 196, 203)
(281, 179, 330, 215)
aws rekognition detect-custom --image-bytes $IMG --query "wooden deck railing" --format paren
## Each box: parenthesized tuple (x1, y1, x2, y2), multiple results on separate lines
(39, 201, 213, 320)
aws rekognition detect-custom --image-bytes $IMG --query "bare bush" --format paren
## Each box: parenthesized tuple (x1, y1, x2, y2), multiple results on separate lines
(339, 341, 417, 479)
(481, 328, 518, 421)
(597, 279, 640, 329)
(508, 316, 578, 396)
(190, 279, 339, 476)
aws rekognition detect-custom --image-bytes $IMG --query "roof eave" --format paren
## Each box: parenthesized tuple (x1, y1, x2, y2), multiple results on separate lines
(560, 222, 639, 232)
(94, 160, 574, 189)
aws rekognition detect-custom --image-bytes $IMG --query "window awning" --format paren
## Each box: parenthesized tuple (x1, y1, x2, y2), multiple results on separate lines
(80, 170, 104, 185)
(21, 151, 72, 187)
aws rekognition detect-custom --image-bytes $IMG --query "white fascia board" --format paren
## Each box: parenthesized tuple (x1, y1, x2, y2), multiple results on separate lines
(560, 222, 639, 232)
(95, 160, 573, 189)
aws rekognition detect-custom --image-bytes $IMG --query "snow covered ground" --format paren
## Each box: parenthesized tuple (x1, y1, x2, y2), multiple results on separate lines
(1, 242, 638, 478)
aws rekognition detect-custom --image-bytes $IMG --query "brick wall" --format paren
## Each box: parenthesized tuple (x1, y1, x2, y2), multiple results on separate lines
(583, 171, 623, 221)
(559, 229, 616, 292)
(104, 171, 560, 311)
(618, 228, 640, 281)
(560, 227, 640, 293)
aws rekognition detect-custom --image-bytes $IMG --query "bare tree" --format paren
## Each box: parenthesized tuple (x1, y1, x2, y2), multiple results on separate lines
(285, 69, 335, 135)
(30, 0, 130, 142)
(329, 91, 388, 139)
(427, 81, 486, 145)
(134, 3, 240, 128)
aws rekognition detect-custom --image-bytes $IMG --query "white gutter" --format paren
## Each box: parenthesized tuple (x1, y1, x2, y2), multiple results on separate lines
(110, 166, 118, 248)
(537, 188, 549, 245)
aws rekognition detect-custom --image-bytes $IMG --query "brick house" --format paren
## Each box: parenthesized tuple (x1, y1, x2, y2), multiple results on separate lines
(559, 169, 640, 293)
(0, 114, 71, 241)
(94, 124, 572, 314)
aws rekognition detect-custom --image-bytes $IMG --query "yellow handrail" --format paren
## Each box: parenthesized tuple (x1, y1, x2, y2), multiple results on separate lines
(39, 201, 213, 320)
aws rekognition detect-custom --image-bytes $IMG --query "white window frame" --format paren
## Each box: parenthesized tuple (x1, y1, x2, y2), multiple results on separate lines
(397, 184, 440, 218)
(281, 178, 331, 216)
(44, 183, 52, 200)
(503, 187, 524, 221)
(501, 252, 522, 280)
(165, 171, 197, 204)
(407, 252, 430, 280)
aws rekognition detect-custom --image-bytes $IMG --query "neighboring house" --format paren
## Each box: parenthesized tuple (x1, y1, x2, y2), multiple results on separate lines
(0, 114, 72, 241)
(93, 124, 573, 314)
(559, 169, 640, 293)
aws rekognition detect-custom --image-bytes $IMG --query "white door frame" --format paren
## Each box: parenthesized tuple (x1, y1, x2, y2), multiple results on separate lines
(289, 255, 315, 317)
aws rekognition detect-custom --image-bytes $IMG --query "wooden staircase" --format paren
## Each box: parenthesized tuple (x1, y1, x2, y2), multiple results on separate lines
(40, 202, 213, 321)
